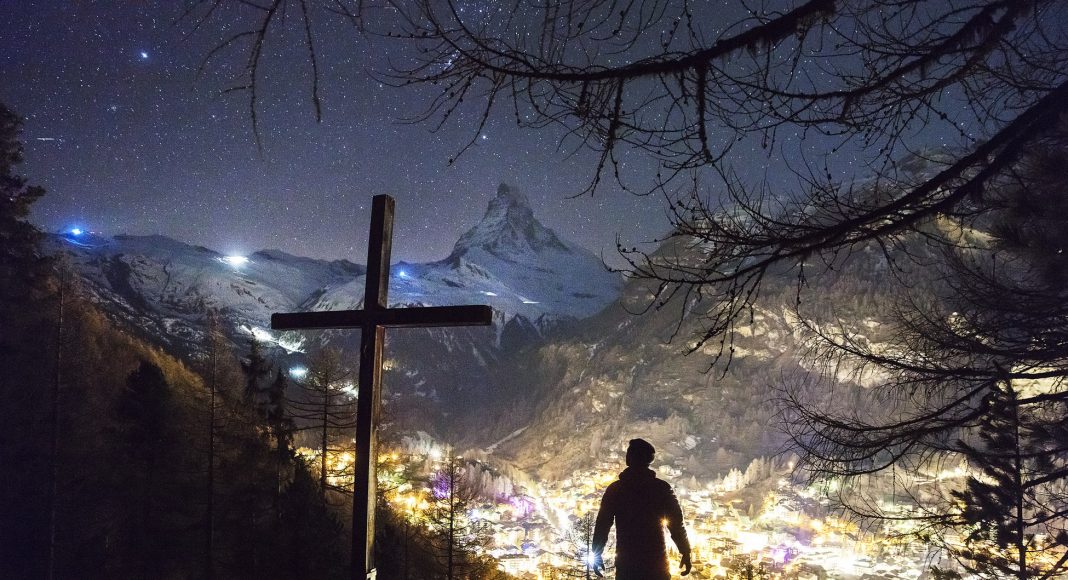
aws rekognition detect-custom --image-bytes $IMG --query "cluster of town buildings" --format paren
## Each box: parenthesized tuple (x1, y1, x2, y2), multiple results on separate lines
(371, 445, 964, 579)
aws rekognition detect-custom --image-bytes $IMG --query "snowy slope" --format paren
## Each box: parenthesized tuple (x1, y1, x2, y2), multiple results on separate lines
(47, 233, 363, 352)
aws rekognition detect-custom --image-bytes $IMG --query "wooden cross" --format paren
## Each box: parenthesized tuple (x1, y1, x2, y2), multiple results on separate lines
(271, 195, 493, 580)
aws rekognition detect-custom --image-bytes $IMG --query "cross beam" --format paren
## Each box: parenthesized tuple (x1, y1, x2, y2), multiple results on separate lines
(271, 195, 492, 580)
(272, 305, 493, 330)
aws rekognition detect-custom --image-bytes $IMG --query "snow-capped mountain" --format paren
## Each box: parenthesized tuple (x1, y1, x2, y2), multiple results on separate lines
(46, 177, 935, 476)
(450, 157, 978, 481)
(307, 184, 622, 345)
(48, 233, 364, 352)
(448, 184, 620, 322)
(51, 185, 620, 355)
(47, 185, 623, 428)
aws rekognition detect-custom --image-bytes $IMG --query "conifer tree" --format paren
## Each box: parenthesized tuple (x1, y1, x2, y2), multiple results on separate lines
(423, 454, 493, 580)
(289, 347, 355, 497)
(374, 451, 442, 580)
(266, 368, 293, 457)
(45, 267, 76, 580)
(376, 499, 430, 580)
(785, 118, 1068, 575)
(201, 310, 226, 580)
(562, 512, 598, 579)
(276, 460, 347, 579)
(266, 368, 294, 521)
(0, 102, 48, 329)
(113, 360, 174, 579)
(947, 378, 1068, 579)
(0, 103, 61, 577)
(240, 337, 271, 410)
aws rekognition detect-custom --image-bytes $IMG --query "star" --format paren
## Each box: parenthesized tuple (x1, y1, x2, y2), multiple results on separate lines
(139, 51, 149, 60)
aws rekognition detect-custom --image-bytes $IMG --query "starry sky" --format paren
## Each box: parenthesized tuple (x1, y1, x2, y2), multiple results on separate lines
(0, 1, 666, 263)
(0, 1, 973, 264)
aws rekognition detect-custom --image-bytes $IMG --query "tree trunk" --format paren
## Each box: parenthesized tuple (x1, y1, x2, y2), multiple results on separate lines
(1010, 383, 1027, 579)
(205, 337, 217, 580)
(143, 456, 156, 580)
(320, 387, 329, 498)
(447, 466, 456, 580)
(46, 276, 66, 580)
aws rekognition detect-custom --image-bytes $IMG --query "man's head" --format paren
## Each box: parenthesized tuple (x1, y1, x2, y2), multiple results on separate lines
(625, 438, 655, 467)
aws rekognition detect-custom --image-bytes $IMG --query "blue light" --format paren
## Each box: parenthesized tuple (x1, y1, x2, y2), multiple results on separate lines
(139, 51, 149, 60)
(69, 228, 83, 236)
(289, 366, 308, 380)
(397, 269, 409, 278)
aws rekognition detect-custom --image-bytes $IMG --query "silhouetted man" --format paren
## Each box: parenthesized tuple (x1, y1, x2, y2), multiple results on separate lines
(592, 439, 692, 579)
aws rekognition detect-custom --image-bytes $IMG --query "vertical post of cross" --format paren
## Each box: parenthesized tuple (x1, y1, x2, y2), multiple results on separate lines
(353, 195, 393, 579)
(271, 194, 492, 580)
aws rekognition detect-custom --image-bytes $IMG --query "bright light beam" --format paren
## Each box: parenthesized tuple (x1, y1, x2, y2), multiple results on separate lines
(220, 255, 249, 267)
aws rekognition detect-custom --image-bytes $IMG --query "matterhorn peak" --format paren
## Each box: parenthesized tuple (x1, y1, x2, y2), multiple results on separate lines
(433, 183, 621, 322)
(449, 183, 570, 261)
(494, 183, 529, 206)
(482, 183, 535, 226)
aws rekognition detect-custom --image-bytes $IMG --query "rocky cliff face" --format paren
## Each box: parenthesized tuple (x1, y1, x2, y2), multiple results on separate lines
(450, 184, 570, 260)
(480, 233, 898, 481)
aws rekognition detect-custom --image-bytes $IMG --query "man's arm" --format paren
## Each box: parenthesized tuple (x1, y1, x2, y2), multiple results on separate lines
(590, 485, 618, 576)
(664, 484, 692, 575)
(591, 485, 616, 556)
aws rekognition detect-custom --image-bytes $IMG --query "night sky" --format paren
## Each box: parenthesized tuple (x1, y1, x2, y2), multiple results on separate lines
(0, 1, 966, 264)
(0, 2, 654, 263)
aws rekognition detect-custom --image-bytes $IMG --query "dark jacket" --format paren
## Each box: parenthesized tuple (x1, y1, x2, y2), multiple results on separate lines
(592, 466, 691, 580)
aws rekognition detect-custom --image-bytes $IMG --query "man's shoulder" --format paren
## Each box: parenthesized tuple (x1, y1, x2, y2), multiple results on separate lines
(614, 472, 674, 492)
(651, 476, 675, 493)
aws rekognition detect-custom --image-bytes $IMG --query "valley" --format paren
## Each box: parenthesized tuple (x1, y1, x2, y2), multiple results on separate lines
(49, 184, 977, 578)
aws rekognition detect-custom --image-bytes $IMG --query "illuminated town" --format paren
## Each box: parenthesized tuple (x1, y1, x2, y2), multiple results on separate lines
(294, 437, 1059, 579)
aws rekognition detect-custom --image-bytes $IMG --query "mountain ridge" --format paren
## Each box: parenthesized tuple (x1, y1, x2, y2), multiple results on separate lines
(44, 185, 623, 437)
